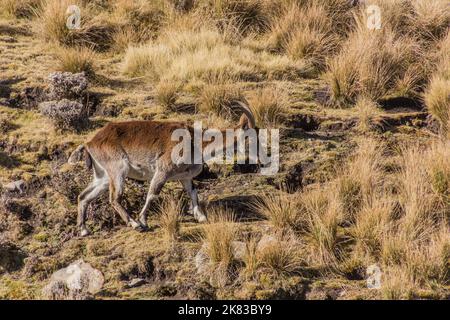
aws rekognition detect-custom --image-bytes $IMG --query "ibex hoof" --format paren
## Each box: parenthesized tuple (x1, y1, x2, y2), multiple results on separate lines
(129, 220, 148, 232)
(80, 227, 90, 237)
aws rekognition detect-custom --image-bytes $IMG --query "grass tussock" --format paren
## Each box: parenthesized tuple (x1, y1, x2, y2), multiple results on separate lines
(0, 0, 41, 19)
(198, 82, 244, 118)
(335, 138, 383, 222)
(155, 80, 182, 112)
(325, 28, 424, 106)
(251, 191, 303, 234)
(354, 96, 382, 133)
(248, 86, 289, 128)
(158, 196, 184, 243)
(267, 2, 349, 71)
(36, 0, 116, 51)
(257, 235, 302, 276)
(202, 208, 237, 269)
(55, 46, 96, 77)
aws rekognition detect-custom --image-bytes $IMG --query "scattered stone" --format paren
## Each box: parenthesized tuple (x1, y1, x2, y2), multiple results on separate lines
(0, 36, 17, 43)
(126, 278, 147, 288)
(257, 235, 278, 252)
(42, 260, 104, 300)
(194, 241, 247, 274)
(3, 180, 26, 193)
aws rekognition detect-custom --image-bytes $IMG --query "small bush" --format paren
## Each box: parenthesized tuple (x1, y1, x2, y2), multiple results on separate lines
(47, 72, 88, 100)
(39, 99, 88, 131)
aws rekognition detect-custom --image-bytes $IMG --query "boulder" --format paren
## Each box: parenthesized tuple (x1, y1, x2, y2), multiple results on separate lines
(42, 260, 104, 300)
(3, 180, 25, 193)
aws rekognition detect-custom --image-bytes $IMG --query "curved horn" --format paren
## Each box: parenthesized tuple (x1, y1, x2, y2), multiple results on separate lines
(234, 100, 256, 129)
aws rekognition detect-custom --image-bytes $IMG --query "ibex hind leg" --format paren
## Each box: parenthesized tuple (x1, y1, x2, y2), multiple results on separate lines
(107, 163, 144, 231)
(77, 164, 109, 237)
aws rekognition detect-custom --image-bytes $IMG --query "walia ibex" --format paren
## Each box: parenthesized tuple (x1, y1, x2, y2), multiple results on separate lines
(68, 102, 256, 236)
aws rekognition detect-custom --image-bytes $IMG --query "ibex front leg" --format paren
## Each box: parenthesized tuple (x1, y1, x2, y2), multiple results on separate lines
(182, 179, 207, 223)
(139, 170, 168, 228)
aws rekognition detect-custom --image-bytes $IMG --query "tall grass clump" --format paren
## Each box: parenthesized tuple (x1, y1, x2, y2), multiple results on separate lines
(248, 86, 289, 128)
(198, 82, 244, 118)
(202, 208, 237, 271)
(354, 96, 382, 133)
(0, 0, 41, 18)
(298, 188, 341, 266)
(111, 0, 174, 50)
(325, 26, 424, 106)
(266, 1, 355, 71)
(158, 196, 184, 243)
(251, 191, 303, 234)
(335, 138, 383, 222)
(257, 235, 302, 276)
(55, 46, 96, 77)
(36, 0, 115, 50)
(196, 0, 270, 35)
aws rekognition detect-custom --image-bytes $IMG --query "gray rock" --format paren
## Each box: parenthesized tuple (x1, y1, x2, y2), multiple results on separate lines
(126, 278, 147, 288)
(42, 260, 104, 300)
(3, 180, 25, 193)
(257, 235, 278, 252)
(194, 241, 247, 274)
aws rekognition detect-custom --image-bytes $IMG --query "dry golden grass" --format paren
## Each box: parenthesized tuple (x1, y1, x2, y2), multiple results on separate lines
(36, 0, 115, 50)
(158, 196, 184, 243)
(242, 236, 259, 280)
(202, 208, 237, 269)
(198, 82, 244, 117)
(424, 74, 450, 137)
(325, 28, 424, 106)
(55, 46, 96, 77)
(122, 26, 306, 83)
(251, 191, 303, 234)
(248, 86, 289, 128)
(0, 0, 40, 18)
(335, 138, 383, 222)
(155, 80, 181, 112)
(198, 0, 270, 35)
(257, 235, 302, 276)
(355, 97, 381, 133)
(301, 188, 341, 266)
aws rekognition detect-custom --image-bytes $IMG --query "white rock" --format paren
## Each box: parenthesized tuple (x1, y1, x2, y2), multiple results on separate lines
(3, 180, 25, 193)
(256, 234, 278, 252)
(42, 260, 104, 300)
